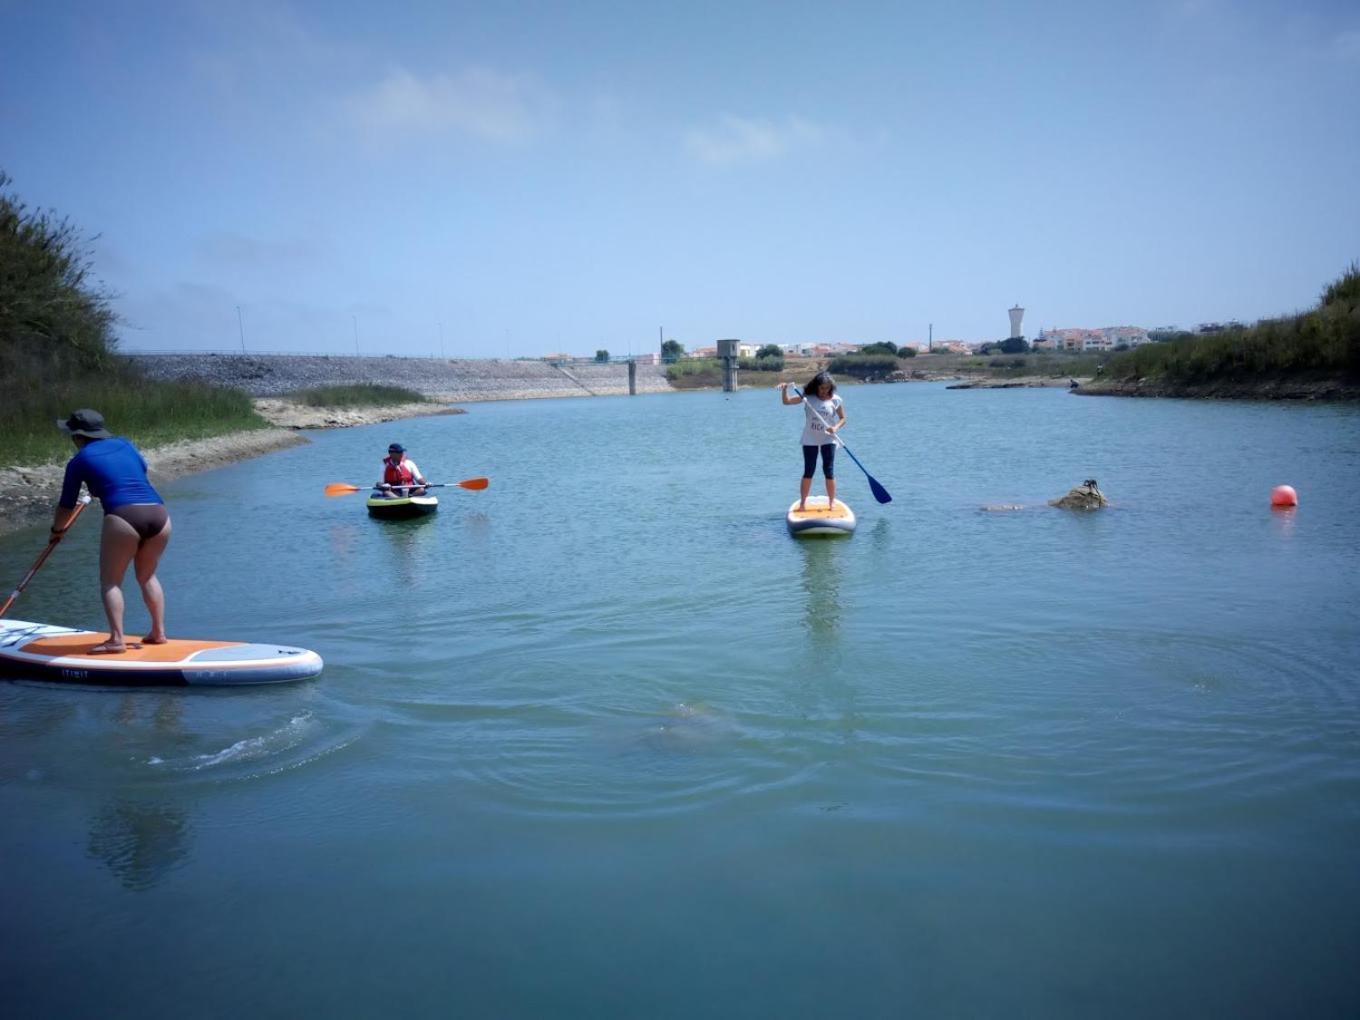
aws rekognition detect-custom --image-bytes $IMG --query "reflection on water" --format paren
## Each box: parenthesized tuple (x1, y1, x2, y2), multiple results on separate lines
(798, 538, 843, 645)
(86, 799, 191, 891)
(114, 691, 183, 733)
(372, 514, 438, 586)
(1270, 505, 1297, 539)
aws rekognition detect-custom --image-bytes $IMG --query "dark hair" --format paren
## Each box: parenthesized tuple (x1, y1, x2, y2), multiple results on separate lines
(805, 371, 836, 397)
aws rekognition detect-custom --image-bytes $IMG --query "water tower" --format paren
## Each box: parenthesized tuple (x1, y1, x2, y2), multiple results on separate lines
(1008, 304, 1025, 339)
(717, 338, 740, 393)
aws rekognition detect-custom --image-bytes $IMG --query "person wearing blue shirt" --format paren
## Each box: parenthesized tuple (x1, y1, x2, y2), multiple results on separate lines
(50, 409, 172, 654)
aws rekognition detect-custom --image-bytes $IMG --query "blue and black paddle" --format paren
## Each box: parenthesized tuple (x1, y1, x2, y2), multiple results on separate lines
(791, 386, 892, 504)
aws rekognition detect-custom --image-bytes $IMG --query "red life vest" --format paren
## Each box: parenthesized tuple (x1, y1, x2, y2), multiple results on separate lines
(383, 456, 415, 486)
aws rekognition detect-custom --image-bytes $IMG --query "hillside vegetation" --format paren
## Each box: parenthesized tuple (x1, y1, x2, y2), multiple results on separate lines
(1102, 264, 1360, 386)
(1, 171, 268, 465)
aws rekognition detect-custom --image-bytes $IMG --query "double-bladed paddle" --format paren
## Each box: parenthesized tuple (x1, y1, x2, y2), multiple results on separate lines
(324, 477, 489, 497)
(790, 386, 892, 504)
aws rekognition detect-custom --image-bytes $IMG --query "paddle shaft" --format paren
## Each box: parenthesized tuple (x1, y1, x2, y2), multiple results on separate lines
(0, 497, 91, 618)
(790, 386, 892, 504)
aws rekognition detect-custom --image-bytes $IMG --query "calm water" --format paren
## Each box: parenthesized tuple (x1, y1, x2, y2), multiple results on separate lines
(3, 384, 1358, 1017)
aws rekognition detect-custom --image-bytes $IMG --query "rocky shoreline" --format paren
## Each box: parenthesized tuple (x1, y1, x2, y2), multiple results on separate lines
(0, 399, 459, 537)
(128, 353, 673, 400)
(1074, 377, 1360, 400)
(945, 376, 1087, 390)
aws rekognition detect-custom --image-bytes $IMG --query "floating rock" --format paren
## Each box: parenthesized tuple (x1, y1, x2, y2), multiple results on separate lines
(1049, 479, 1108, 510)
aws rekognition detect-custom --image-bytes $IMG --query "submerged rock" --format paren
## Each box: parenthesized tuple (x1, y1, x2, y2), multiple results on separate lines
(1049, 479, 1108, 510)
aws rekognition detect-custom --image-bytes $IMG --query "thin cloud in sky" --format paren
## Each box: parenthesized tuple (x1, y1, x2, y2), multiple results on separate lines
(349, 66, 556, 143)
(195, 231, 322, 269)
(1335, 29, 1360, 62)
(683, 114, 826, 165)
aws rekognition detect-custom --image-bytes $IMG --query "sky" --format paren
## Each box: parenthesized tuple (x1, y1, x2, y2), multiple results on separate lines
(2, 0, 1358, 357)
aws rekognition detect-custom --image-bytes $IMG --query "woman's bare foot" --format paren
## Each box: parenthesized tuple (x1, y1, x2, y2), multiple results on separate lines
(88, 640, 143, 654)
(143, 633, 169, 645)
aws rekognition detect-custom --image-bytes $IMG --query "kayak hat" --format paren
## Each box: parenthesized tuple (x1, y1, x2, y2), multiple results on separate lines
(388, 443, 405, 454)
(57, 408, 113, 439)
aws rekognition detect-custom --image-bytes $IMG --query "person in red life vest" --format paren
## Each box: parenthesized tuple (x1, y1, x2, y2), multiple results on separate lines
(376, 443, 428, 498)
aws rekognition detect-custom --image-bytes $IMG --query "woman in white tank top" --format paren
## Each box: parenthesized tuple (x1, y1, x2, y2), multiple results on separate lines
(778, 371, 847, 511)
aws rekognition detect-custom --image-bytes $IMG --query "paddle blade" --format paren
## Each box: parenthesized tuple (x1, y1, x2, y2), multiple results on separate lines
(868, 476, 893, 504)
(456, 477, 489, 490)
(324, 483, 362, 497)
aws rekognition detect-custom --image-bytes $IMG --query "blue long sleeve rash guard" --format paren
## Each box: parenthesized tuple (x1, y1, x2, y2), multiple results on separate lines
(59, 437, 163, 510)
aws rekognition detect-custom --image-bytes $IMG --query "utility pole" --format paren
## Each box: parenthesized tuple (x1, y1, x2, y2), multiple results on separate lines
(236, 305, 246, 353)
(928, 323, 933, 352)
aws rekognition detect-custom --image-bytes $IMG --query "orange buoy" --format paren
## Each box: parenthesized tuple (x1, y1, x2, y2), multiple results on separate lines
(1270, 484, 1298, 508)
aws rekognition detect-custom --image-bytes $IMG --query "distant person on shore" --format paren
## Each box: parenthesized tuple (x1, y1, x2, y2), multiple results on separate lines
(51, 409, 171, 654)
(779, 371, 847, 511)
(376, 443, 427, 497)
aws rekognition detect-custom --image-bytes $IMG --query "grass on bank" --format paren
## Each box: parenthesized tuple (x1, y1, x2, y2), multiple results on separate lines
(2, 171, 271, 467)
(290, 383, 429, 407)
(1102, 263, 1360, 384)
(1, 368, 269, 466)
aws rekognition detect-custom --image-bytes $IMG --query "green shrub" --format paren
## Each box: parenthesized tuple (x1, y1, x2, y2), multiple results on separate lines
(739, 354, 785, 372)
(0, 170, 118, 382)
(1104, 263, 1360, 383)
(665, 358, 721, 379)
(827, 354, 900, 379)
(292, 384, 428, 407)
(1, 171, 272, 465)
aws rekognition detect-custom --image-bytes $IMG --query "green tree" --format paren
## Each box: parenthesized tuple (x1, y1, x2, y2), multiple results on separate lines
(595, 349, 609, 362)
(756, 343, 783, 359)
(661, 338, 685, 362)
(859, 341, 899, 356)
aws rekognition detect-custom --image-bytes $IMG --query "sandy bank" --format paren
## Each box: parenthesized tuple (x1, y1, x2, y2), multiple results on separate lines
(0, 429, 308, 538)
(0, 400, 465, 537)
(252, 398, 465, 429)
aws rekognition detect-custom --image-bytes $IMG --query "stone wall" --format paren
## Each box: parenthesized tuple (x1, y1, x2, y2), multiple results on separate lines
(126, 354, 675, 401)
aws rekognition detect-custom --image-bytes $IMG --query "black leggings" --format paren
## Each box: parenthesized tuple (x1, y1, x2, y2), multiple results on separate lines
(802, 444, 836, 480)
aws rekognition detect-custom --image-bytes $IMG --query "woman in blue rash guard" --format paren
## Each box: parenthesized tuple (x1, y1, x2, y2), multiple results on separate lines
(50, 409, 172, 654)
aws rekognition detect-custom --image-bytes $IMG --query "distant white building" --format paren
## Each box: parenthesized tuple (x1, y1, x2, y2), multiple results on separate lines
(1038, 326, 1150, 352)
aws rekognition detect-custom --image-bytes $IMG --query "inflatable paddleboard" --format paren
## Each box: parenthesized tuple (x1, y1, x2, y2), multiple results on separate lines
(366, 493, 439, 519)
(787, 497, 856, 537)
(0, 619, 323, 687)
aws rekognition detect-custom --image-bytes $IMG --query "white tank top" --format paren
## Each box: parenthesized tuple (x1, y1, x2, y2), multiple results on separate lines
(801, 394, 842, 446)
